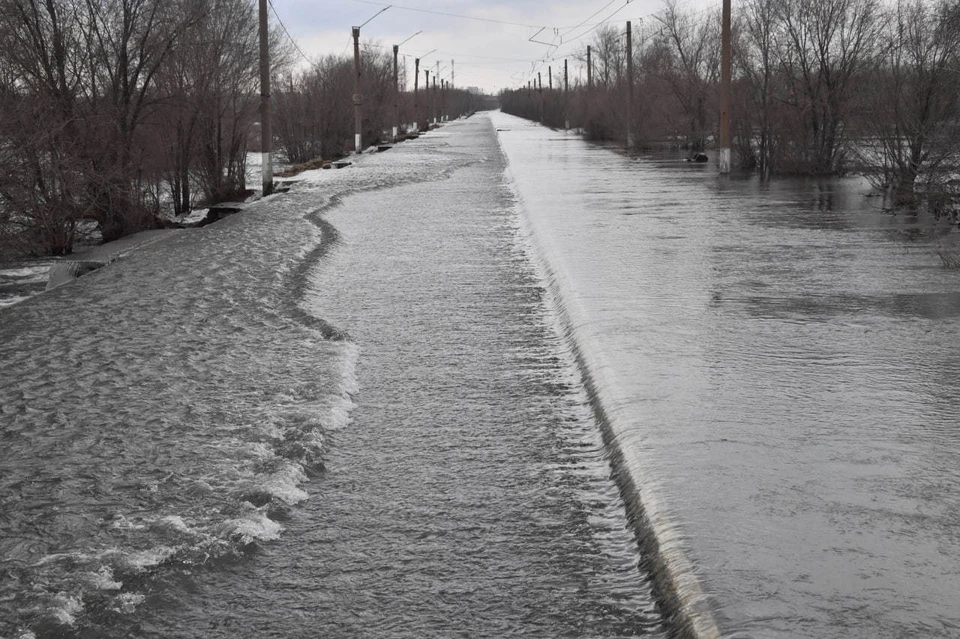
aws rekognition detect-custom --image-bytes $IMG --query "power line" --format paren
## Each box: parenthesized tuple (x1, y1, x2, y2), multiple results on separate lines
(560, 0, 620, 38)
(267, 0, 313, 65)
(351, 0, 548, 29)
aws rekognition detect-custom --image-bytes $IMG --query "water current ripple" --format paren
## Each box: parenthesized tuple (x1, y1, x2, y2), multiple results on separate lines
(0, 127, 476, 637)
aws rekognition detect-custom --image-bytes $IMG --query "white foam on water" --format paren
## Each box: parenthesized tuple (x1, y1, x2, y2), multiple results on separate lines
(326, 396, 358, 432)
(112, 593, 145, 614)
(0, 294, 33, 309)
(49, 593, 83, 626)
(259, 462, 310, 504)
(0, 265, 51, 280)
(122, 546, 178, 570)
(224, 510, 283, 545)
(158, 515, 192, 534)
(87, 566, 122, 591)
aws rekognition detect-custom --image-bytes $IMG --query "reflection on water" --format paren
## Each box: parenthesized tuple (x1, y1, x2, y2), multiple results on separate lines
(495, 111, 960, 638)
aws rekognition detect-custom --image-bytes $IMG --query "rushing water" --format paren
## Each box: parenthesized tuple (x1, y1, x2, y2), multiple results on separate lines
(494, 111, 960, 638)
(1, 116, 666, 638)
(4, 110, 959, 639)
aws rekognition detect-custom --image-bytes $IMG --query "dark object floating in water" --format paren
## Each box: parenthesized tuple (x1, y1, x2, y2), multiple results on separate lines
(333, 161, 352, 169)
(686, 153, 709, 163)
(377, 145, 393, 152)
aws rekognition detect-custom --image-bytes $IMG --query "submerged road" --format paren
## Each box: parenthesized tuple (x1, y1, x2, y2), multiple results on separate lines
(1, 114, 667, 638)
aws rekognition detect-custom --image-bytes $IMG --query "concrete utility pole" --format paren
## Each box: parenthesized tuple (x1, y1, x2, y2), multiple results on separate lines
(414, 58, 420, 132)
(719, 0, 732, 173)
(425, 69, 430, 126)
(257, 0, 272, 195)
(451, 59, 455, 89)
(352, 26, 362, 153)
(538, 71, 543, 123)
(586, 45, 593, 130)
(626, 21, 634, 149)
(432, 76, 437, 123)
(393, 44, 400, 141)
(564, 58, 569, 130)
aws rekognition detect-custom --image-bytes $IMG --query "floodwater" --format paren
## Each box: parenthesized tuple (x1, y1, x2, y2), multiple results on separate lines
(493, 110, 960, 638)
(2, 110, 958, 639)
(0, 116, 664, 638)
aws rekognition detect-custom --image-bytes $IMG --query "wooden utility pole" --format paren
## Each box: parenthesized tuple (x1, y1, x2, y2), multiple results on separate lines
(720, 0, 732, 173)
(548, 66, 553, 90)
(564, 58, 569, 130)
(626, 21, 634, 149)
(352, 26, 362, 153)
(393, 44, 400, 141)
(414, 58, 420, 132)
(258, 0, 272, 195)
(586, 45, 593, 131)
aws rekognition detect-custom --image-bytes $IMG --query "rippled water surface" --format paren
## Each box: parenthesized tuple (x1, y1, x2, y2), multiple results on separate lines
(1, 115, 666, 638)
(495, 111, 960, 638)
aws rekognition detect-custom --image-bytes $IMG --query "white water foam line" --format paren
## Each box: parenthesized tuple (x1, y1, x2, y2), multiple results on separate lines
(503, 168, 723, 639)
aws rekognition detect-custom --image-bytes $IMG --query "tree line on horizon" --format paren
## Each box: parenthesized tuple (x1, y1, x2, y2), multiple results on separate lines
(501, 0, 960, 207)
(0, 0, 493, 258)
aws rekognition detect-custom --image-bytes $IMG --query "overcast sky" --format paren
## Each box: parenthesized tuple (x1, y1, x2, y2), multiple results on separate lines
(269, 0, 716, 93)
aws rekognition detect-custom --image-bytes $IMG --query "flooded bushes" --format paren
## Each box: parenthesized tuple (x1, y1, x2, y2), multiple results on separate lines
(501, 0, 960, 190)
(273, 49, 495, 165)
(0, 0, 273, 257)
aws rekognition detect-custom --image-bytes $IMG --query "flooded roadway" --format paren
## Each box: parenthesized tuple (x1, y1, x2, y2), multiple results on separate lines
(3, 109, 959, 638)
(1, 115, 665, 638)
(495, 110, 960, 638)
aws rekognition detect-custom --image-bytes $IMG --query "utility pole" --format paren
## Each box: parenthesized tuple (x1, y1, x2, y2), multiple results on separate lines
(564, 58, 569, 130)
(258, 0, 272, 195)
(432, 76, 437, 124)
(393, 44, 400, 141)
(626, 20, 634, 149)
(352, 26, 362, 153)
(414, 58, 420, 132)
(549, 66, 553, 90)
(586, 45, 593, 132)
(451, 59, 455, 89)
(425, 69, 430, 126)
(720, 0, 732, 173)
(538, 71, 543, 124)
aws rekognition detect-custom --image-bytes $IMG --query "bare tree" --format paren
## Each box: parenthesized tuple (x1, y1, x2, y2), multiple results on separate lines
(857, 0, 960, 200)
(653, 0, 722, 151)
(776, 0, 882, 174)
(735, 0, 784, 176)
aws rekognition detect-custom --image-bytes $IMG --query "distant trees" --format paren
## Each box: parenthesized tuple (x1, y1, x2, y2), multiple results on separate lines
(1, 1, 493, 259)
(502, 0, 960, 197)
(272, 45, 490, 165)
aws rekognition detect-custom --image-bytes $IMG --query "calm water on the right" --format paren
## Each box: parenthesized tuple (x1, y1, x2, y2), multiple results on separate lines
(495, 111, 960, 638)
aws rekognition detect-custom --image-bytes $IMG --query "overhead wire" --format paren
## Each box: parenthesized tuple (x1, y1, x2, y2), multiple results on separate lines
(274, 0, 718, 90)
(267, 0, 315, 66)
(351, 0, 548, 30)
